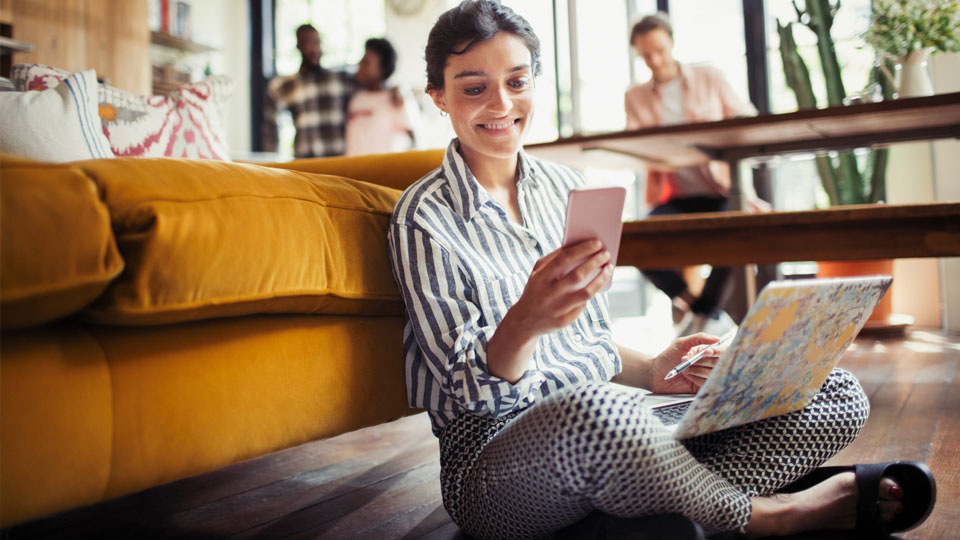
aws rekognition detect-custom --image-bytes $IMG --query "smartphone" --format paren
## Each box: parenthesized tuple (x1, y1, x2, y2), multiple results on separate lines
(561, 186, 626, 291)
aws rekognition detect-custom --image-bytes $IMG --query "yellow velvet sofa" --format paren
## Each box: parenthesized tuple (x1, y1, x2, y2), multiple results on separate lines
(0, 149, 444, 526)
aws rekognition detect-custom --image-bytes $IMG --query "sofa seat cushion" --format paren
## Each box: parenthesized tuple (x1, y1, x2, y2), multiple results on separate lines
(76, 157, 404, 325)
(0, 155, 124, 329)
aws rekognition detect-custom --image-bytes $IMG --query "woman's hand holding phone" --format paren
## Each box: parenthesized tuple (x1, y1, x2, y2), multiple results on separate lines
(507, 240, 613, 338)
(488, 240, 612, 382)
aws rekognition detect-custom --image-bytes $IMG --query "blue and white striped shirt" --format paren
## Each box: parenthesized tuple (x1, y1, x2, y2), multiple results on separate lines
(388, 140, 621, 435)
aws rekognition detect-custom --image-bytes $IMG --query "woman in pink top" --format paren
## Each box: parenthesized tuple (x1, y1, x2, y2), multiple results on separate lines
(625, 13, 769, 336)
(346, 38, 417, 156)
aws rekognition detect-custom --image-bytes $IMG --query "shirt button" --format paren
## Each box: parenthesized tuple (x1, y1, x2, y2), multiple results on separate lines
(574, 334, 583, 342)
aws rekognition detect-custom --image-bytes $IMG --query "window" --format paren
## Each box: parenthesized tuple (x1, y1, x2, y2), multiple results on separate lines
(508, 0, 560, 144)
(766, 0, 874, 113)
(574, 0, 633, 133)
(670, 0, 749, 103)
(764, 0, 875, 210)
(274, 0, 385, 74)
(272, 0, 386, 158)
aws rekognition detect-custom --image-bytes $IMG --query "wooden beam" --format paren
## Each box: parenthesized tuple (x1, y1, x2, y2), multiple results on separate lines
(619, 202, 960, 268)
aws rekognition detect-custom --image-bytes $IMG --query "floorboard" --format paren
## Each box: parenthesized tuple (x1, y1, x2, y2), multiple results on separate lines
(3, 331, 957, 540)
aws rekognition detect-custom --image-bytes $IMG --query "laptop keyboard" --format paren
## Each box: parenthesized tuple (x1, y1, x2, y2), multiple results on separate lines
(651, 401, 692, 425)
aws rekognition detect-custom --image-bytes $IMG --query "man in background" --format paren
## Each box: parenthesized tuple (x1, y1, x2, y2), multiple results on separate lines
(263, 24, 355, 158)
(625, 13, 770, 336)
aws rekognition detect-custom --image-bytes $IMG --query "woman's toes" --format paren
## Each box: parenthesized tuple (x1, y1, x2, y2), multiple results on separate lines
(879, 500, 903, 521)
(879, 477, 902, 500)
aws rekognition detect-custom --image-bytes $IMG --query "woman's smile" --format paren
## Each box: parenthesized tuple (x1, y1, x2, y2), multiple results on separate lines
(476, 117, 522, 135)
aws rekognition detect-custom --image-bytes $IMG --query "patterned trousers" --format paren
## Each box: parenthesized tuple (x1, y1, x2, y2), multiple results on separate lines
(438, 368, 870, 539)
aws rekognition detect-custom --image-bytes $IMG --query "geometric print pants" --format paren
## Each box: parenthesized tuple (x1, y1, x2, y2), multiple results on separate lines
(438, 368, 869, 539)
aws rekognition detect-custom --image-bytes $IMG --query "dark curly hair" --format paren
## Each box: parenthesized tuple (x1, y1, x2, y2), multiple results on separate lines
(424, 0, 541, 91)
(365, 38, 398, 81)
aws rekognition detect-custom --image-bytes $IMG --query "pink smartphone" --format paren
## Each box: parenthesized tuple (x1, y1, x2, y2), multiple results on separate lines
(561, 186, 626, 291)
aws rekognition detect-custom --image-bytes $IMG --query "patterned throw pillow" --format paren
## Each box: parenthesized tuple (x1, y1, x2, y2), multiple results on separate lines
(11, 64, 233, 160)
(0, 69, 116, 162)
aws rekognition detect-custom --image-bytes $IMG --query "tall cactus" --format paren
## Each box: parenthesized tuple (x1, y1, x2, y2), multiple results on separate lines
(777, 0, 887, 206)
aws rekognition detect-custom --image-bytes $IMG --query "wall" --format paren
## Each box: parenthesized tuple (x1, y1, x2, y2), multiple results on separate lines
(3, 0, 150, 95)
(148, 0, 251, 155)
(886, 139, 940, 329)
(931, 52, 960, 333)
(884, 52, 960, 331)
(169, 0, 252, 155)
(384, 0, 458, 150)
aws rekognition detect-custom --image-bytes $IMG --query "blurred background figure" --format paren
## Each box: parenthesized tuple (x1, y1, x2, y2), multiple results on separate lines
(346, 38, 419, 156)
(625, 12, 770, 337)
(263, 24, 354, 158)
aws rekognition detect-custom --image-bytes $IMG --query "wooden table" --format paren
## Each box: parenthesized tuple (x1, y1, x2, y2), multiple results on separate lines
(525, 92, 960, 175)
(525, 93, 960, 317)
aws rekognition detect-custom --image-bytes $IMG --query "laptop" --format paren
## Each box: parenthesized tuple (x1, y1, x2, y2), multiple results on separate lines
(645, 275, 892, 439)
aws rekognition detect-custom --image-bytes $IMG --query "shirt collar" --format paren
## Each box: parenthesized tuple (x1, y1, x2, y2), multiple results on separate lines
(442, 139, 539, 222)
(652, 62, 691, 93)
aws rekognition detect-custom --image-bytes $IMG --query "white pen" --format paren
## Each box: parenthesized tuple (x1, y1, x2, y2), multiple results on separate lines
(664, 328, 738, 380)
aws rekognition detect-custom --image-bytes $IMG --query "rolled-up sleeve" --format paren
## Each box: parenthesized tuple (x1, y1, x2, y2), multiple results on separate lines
(389, 221, 545, 419)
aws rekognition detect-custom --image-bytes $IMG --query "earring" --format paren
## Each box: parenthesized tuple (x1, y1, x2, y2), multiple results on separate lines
(440, 111, 447, 117)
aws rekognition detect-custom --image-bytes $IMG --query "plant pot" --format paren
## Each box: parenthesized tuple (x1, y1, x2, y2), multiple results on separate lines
(879, 48, 935, 98)
(816, 259, 894, 323)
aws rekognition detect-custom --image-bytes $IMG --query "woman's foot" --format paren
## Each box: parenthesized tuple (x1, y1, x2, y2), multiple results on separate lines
(746, 472, 903, 537)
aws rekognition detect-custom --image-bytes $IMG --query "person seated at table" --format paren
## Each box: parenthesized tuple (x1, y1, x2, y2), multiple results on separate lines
(625, 12, 771, 336)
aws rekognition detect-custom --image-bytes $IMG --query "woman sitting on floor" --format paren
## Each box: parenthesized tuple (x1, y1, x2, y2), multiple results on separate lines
(387, 1, 935, 538)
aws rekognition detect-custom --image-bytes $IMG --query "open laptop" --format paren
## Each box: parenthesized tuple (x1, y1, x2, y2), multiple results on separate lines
(645, 275, 892, 439)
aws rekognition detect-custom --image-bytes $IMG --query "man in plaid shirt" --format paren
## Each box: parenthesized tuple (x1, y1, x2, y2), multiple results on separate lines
(263, 24, 356, 158)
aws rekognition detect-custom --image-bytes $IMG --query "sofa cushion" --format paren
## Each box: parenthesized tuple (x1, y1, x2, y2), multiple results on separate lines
(0, 155, 125, 329)
(12, 63, 233, 160)
(78, 157, 404, 325)
(0, 69, 115, 162)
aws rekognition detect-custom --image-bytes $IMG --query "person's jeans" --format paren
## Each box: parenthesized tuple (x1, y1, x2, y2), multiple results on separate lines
(642, 196, 731, 316)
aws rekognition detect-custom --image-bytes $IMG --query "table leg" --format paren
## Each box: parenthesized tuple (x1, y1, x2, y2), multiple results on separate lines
(726, 158, 754, 323)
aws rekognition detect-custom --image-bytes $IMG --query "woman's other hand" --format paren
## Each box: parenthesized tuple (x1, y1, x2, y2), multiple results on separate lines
(649, 333, 724, 394)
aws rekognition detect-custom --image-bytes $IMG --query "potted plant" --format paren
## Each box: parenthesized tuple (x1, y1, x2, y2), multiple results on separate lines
(863, 0, 960, 97)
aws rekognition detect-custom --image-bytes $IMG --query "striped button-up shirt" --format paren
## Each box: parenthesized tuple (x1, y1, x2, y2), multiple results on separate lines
(388, 140, 621, 435)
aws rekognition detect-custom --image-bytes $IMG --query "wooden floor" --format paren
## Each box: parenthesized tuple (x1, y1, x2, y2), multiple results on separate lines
(5, 330, 958, 540)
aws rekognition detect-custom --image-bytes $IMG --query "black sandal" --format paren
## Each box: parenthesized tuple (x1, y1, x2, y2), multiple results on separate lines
(778, 461, 936, 537)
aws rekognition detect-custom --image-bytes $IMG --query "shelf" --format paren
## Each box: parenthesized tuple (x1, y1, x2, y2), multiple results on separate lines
(150, 31, 217, 53)
(0, 36, 34, 53)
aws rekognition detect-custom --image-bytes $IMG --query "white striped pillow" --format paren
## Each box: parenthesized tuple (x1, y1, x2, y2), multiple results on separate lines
(0, 70, 115, 162)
